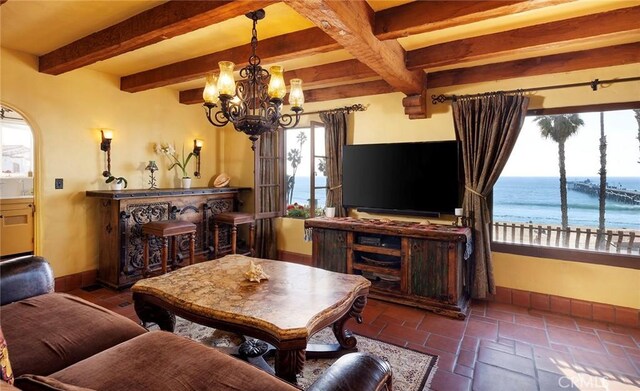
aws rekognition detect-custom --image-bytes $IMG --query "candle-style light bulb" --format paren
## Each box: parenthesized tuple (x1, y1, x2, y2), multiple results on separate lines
(288, 78, 304, 109)
(217, 61, 236, 97)
(203, 74, 219, 104)
(267, 66, 286, 100)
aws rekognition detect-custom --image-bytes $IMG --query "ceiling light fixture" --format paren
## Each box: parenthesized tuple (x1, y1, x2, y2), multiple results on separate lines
(202, 9, 304, 151)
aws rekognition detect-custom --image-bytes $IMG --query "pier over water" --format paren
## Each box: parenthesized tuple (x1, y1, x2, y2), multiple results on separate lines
(569, 180, 640, 205)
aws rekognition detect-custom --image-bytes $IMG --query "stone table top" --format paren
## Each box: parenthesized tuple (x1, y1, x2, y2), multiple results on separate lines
(132, 254, 370, 340)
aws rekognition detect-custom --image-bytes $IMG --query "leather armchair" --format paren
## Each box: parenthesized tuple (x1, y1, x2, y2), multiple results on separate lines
(0, 256, 54, 305)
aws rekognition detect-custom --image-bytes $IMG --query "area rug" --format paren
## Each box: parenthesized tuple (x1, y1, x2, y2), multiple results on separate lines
(173, 318, 438, 390)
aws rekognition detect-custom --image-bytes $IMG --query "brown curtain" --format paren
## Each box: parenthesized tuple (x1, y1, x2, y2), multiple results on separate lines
(319, 111, 348, 217)
(452, 92, 529, 298)
(255, 132, 278, 259)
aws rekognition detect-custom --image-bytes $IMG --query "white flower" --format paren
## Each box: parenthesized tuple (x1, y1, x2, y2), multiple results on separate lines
(155, 141, 194, 178)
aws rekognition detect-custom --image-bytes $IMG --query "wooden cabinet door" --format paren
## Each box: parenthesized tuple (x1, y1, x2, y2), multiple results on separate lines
(312, 228, 348, 273)
(0, 203, 33, 256)
(409, 238, 453, 303)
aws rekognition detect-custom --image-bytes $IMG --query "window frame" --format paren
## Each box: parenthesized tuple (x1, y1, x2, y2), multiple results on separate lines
(254, 130, 285, 220)
(490, 101, 640, 270)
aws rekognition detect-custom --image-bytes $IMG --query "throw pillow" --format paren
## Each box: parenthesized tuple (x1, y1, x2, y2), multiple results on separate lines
(0, 328, 13, 385)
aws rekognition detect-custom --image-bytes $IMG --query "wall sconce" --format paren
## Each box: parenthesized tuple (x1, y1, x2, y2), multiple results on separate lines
(193, 139, 203, 178)
(100, 129, 113, 177)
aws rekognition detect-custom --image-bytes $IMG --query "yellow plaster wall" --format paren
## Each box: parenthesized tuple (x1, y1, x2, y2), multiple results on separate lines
(275, 63, 640, 309)
(493, 253, 640, 309)
(1, 47, 222, 277)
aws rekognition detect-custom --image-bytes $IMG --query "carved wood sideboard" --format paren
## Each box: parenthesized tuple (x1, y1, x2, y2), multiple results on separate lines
(86, 188, 246, 289)
(304, 217, 472, 319)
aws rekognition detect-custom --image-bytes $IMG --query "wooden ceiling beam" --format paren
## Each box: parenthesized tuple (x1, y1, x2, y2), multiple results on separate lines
(284, 0, 424, 96)
(121, 27, 339, 93)
(179, 59, 378, 105)
(283, 59, 376, 88)
(39, 0, 277, 75)
(427, 42, 640, 89)
(180, 79, 394, 105)
(303, 80, 395, 104)
(407, 6, 640, 70)
(374, 0, 573, 41)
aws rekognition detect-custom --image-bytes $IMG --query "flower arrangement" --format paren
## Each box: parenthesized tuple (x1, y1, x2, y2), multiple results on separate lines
(286, 203, 310, 218)
(155, 143, 194, 178)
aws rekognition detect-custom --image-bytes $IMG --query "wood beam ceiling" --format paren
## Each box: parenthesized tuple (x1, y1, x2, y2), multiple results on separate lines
(30, 0, 639, 112)
(120, 27, 339, 93)
(407, 6, 640, 70)
(119, 0, 573, 95)
(374, 0, 574, 41)
(39, 0, 277, 75)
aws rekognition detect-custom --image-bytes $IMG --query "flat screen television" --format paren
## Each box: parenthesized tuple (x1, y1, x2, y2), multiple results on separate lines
(342, 141, 462, 216)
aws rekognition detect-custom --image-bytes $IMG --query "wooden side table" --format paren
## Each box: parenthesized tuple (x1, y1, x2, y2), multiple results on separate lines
(142, 220, 196, 276)
(213, 212, 255, 258)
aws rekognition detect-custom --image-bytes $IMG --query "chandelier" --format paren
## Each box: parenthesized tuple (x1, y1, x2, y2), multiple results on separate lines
(202, 9, 304, 150)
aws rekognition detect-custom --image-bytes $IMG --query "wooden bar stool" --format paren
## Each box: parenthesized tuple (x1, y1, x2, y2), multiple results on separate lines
(213, 212, 255, 258)
(142, 220, 196, 276)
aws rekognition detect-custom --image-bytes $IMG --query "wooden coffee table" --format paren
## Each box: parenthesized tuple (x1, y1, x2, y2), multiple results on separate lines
(131, 254, 370, 383)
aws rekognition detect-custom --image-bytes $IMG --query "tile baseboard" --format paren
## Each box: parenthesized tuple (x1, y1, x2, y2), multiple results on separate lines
(489, 286, 639, 329)
(55, 269, 97, 292)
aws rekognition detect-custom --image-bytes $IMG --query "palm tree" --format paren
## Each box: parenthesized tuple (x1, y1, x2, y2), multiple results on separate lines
(534, 114, 584, 240)
(286, 131, 307, 204)
(596, 112, 606, 249)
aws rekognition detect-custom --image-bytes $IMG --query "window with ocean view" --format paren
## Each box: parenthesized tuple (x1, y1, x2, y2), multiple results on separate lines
(284, 122, 326, 218)
(492, 106, 639, 262)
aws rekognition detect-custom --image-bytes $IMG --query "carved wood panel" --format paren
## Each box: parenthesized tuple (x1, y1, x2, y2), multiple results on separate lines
(122, 202, 171, 277)
(91, 190, 242, 289)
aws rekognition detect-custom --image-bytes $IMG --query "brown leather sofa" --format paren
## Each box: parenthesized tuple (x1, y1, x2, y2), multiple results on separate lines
(0, 256, 393, 391)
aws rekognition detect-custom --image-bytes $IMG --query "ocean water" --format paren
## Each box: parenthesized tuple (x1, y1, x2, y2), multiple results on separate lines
(493, 177, 640, 230)
(289, 176, 640, 230)
(287, 176, 327, 207)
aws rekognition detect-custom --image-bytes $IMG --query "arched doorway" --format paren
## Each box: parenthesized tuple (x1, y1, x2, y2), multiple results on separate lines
(0, 105, 35, 258)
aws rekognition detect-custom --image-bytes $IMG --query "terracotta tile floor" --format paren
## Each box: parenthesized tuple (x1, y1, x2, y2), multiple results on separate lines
(70, 287, 640, 391)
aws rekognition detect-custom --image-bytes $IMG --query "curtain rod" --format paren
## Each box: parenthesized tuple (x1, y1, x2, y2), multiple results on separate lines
(431, 76, 640, 105)
(300, 103, 368, 116)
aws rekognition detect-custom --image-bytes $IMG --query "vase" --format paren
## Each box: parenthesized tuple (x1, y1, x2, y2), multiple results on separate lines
(182, 177, 192, 189)
(325, 207, 336, 218)
(112, 182, 123, 191)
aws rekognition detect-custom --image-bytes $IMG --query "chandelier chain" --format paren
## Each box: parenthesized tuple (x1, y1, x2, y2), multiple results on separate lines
(249, 15, 260, 66)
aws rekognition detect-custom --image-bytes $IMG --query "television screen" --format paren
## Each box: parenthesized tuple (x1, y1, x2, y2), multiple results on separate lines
(342, 141, 461, 216)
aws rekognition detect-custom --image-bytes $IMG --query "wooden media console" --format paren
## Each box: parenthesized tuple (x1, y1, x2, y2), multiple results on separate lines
(305, 217, 472, 319)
